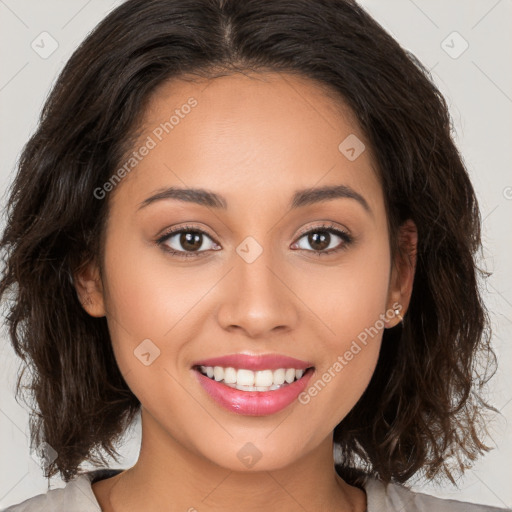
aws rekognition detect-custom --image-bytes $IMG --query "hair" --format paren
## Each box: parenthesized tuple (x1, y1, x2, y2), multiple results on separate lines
(0, 0, 496, 486)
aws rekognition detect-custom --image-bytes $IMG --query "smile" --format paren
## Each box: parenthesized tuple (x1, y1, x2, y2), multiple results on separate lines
(191, 353, 315, 416)
(198, 365, 307, 392)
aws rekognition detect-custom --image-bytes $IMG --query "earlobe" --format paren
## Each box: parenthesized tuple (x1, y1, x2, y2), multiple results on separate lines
(72, 259, 106, 318)
(385, 219, 418, 328)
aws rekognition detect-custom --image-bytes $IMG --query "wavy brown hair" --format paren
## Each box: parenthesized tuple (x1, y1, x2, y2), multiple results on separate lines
(0, 0, 496, 485)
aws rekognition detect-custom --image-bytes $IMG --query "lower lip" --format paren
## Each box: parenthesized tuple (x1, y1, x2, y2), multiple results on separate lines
(194, 368, 315, 416)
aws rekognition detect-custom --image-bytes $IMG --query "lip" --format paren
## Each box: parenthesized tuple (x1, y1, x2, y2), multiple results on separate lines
(192, 353, 313, 371)
(194, 366, 315, 416)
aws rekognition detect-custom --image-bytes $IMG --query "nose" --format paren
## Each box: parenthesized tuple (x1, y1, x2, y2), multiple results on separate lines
(216, 247, 299, 339)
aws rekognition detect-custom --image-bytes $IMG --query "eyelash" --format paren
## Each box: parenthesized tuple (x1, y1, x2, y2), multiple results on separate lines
(155, 223, 353, 259)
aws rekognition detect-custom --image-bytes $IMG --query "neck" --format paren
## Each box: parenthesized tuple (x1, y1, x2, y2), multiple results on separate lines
(104, 409, 366, 512)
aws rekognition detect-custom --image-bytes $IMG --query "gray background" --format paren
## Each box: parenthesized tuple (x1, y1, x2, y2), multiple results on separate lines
(0, 0, 511, 509)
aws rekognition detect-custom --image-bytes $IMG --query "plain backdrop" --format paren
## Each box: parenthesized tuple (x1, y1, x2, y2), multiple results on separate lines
(0, 0, 511, 509)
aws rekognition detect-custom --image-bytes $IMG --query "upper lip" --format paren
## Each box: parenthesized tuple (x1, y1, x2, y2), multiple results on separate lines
(192, 353, 314, 371)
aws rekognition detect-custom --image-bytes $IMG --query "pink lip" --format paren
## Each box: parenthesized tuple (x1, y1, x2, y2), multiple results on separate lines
(194, 367, 315, 416)
(192, 353, 313, 371)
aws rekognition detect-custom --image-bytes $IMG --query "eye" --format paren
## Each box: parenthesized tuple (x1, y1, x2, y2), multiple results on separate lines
(291, 223, 353, 256)
(155, 222, 353, 259)
(156, 225, 220, 258)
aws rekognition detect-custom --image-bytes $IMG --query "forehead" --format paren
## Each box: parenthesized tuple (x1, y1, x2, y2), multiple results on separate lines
(111, 71, 384, 217)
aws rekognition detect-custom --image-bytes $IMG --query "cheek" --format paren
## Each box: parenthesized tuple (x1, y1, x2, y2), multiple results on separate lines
(294, 237, 391, 425)
(99, 225, 228, 411)
(98, 229, 180, 379)
(293, 231, 391, 345)
(101, 225, 211, 341)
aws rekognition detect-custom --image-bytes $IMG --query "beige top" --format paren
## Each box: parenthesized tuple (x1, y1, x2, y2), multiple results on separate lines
(2, 468, 509, 511)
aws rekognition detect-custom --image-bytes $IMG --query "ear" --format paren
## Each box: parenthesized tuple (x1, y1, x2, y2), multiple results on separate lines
(73, 259, 106, 317)
(385, 219, 417, 328)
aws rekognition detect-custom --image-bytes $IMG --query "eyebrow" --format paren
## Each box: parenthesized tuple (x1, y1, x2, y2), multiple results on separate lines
(137, 184, 371, 214)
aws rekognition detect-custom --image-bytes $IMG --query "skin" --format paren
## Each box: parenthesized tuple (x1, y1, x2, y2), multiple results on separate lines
(75, 72, 417, 512)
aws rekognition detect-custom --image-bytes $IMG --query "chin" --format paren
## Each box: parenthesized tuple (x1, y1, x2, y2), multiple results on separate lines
(195, 435, 312, 473)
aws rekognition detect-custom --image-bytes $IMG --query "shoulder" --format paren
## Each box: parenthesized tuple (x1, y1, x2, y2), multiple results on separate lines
(363, 478, 510, 512)
(1, 469, 123, 512)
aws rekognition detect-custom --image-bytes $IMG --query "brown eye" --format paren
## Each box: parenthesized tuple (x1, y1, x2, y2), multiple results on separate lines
(177, 231, 203, 252)
(307, 231, 331, 251)
(292, 226, 352, 255)
(158, 227, 220, 257)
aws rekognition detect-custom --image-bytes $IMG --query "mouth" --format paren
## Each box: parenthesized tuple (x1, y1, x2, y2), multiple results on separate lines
(193, 364, 314, 392)
(191, 354, 315, 416)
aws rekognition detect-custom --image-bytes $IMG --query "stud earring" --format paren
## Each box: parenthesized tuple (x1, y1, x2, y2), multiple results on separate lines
(394, 306, 404, 323)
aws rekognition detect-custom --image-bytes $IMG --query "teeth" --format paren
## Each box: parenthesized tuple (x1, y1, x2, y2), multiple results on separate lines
(198, 365, 309, 391)
(273, 368, 286, 385)
(224, 367, 237, 384)
(285, 368, 296, 383)
(254, 370, 273, 387)
(237, 368, 255, 386)
(213, 366, 224, 381)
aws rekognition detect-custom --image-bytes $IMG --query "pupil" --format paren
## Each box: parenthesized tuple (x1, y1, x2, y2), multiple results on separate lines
(181, 232, 202, 251)
(309, 231, 329, 251)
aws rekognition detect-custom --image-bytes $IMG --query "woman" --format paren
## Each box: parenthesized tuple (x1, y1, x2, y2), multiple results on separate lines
(0, 0, 507, 510)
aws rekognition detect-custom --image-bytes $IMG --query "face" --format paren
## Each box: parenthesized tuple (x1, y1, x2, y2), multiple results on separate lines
(77, 72, 415, 472)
